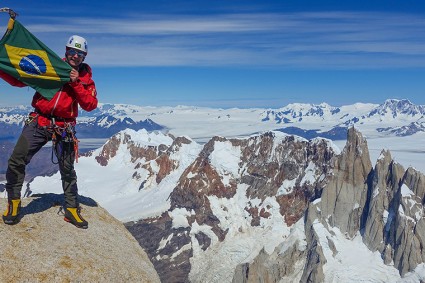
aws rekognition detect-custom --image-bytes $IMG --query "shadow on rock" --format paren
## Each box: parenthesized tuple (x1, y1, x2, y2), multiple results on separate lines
(21, 193, 98, 217)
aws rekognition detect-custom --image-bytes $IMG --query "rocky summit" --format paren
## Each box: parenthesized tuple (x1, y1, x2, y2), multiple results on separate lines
(0, 194, 160, 283)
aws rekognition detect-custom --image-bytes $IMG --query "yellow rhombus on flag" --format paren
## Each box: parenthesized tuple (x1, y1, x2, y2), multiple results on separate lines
(0, 18, 72, 100)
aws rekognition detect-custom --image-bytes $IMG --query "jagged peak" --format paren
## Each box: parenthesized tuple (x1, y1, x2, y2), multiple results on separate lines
(256, 130, 308, 142)
(402, 166, 425, 198)
(344, 127, 368, 152)
(369, 98, 425, 118)
(93, 129, 174, 166)
(111, 128, 174, 147)
(377, 149, 392, 162)
(274, 102, 338, 116)
(283, 102, 332, 110)
(383, 98, 413, 106)
(310, 137, 341, 155)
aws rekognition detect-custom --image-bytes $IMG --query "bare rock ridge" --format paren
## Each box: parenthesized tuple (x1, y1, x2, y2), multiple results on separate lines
(126, 131, 338, 282)
(0, 194, 160, 282)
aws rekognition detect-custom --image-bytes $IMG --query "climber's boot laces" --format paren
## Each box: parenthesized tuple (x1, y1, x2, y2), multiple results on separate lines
(3, 199, 21, 225)
(64, 207, 88, 229)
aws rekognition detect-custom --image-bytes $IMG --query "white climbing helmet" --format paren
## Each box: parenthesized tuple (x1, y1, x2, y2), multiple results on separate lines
(66, 35, 88, 54)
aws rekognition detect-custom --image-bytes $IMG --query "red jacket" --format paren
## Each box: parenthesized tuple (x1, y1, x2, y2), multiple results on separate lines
(0, 62, 98, 127)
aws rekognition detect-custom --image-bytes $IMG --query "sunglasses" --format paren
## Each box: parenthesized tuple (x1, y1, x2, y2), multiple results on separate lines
(67, 49, 86, 58)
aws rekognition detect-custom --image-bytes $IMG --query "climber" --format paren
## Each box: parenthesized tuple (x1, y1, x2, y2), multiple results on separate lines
(1, 35, 98, 229)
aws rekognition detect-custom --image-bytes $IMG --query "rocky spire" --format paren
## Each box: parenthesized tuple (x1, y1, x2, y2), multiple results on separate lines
(362, 150, 404, 255)
(388, 167, 425, 275)
(314, 127, 372, 237)
(301, 127, 372, 282)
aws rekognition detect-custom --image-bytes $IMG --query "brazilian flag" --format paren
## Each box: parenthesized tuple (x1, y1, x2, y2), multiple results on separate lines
(0, 18, 72, 100)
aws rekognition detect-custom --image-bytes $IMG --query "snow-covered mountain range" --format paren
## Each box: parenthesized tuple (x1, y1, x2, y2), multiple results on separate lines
(1, 99, 425, 142)
(2, 98, 425, 282)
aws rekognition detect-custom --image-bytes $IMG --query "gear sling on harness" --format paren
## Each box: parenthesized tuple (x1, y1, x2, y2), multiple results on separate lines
(51, 119, 80, 164)
(28, 112, 80, 164)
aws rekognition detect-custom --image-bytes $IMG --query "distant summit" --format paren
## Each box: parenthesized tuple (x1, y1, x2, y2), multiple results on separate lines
(368, 99, 425, 118)
(77, 114, 163, 138)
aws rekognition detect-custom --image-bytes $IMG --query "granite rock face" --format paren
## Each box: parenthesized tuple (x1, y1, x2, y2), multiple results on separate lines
(300, 127, 372, 282)
(318, 127, 373, 238)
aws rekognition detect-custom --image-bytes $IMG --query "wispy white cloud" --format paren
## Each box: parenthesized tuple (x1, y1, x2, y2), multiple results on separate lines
(28, 12, 425, 68)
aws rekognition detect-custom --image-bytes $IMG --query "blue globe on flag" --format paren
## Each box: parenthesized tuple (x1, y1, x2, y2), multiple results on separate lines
(19, 54, 47, 75)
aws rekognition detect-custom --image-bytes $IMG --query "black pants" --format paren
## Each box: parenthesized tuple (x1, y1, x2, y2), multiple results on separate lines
(5, 119, 79, 208)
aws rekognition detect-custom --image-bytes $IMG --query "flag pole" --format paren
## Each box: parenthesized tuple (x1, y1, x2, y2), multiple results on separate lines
(0, 7, 18, 19)
(1, 8, 18, 37)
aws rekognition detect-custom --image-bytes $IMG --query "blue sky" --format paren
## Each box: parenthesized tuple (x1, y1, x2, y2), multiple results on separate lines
(1, 0, 425, 108)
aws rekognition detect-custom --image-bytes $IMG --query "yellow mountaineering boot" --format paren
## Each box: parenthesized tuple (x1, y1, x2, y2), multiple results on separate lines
(3, 199, 21, 225)
(64, 207, 88, 229)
